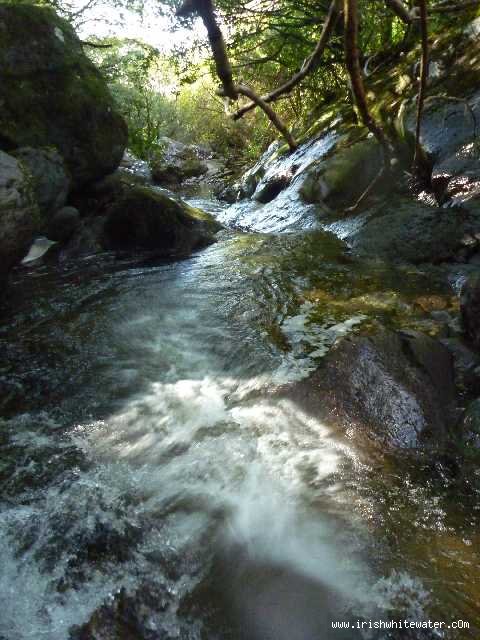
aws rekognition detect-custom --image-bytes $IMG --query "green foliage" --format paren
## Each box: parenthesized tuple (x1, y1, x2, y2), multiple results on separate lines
(86, 37, 273, 162)
(11, 0, 478, 164)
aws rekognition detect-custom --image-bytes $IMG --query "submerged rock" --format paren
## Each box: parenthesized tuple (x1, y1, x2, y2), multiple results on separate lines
(285, 329, 455, 449)
(0, 4, 127, 187)
(0, 149, 40, 277)
(461, 398, 480, 450)
(70, 584, 174, 640)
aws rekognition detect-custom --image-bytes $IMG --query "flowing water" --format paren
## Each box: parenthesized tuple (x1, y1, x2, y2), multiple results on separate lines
(1, 142, 479, 639)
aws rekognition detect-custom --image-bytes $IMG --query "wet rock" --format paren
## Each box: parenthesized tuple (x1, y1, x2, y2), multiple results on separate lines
(0, 149, 40, 277)
(299, 139, 383, 211)
(237, 141, 281, 199)
(441, 336, 480, 396)
(403, 94, 480, 167)
(254, 172, 291, 204)
(47, 206, 80, 243)
(285, 329, 455, 449)
(150, 138, 208, 187)
(118, 150, 152, 184)
(0, 4, 127, 187)
(431, 141, 480, 204)
(12, 147, 70, 214)
(460, 272, 480, 349)
(216, 183, 239, 204)
(102, 184, 219, 256)
(461, 398, 480, 449)
(70, 583, 173, 640)
(349, 198, 480, 264)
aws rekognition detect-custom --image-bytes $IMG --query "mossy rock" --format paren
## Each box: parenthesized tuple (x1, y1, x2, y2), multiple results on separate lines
(299, 138, 383, 210)
(0, 4, 127, 187)
(102, 184, 220, 256)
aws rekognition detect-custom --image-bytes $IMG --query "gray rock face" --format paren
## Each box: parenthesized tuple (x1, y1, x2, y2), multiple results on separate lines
(0, 4, 127, 187)
(0, 150, 40, 277)
(284, 330, 455, 449)
(404, 94, 480, 166)
(150, 138, 209, 187)
(461, 273, 480, 349)
(403, 92, 480, 205)
(348, 198, 480, 264)
(118, 150, 152, 184)
(254, 173, 291, 204)
(12, 147, 70, 214)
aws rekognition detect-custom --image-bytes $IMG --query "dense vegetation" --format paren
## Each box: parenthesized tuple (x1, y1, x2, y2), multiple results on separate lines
(8, 0, 480, 166)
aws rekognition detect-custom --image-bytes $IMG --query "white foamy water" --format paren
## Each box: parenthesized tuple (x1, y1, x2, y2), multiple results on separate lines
(0, 199, 441, 639)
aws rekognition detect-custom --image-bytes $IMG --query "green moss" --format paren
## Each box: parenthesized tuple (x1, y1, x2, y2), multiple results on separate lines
(0, 4, 127, 185)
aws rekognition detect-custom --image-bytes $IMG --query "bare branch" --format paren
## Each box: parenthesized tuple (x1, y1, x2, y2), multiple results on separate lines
(344, 0, 390, 210)
(431, 0, 480, 12)
(413, 0, 429, 177)
(232, 0, 342, 120)
(178, 0, 297, 149)
(236, 84, 298, 151)
(80, 40, 113, 48)
(384, 0, 414, 24)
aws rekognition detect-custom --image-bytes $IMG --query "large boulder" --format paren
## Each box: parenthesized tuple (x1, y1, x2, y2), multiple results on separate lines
(299, 139, 384, 211)
(12, 147, 70, 214)
(0, 4, 127, 187)
(403, 95, 479, 168)
(283, 330, 455, 449)
(97, 178, 221, 256)
(0, 150, 40, 278)
(348, 198, 480, 264)
(150, 138, 208, 187)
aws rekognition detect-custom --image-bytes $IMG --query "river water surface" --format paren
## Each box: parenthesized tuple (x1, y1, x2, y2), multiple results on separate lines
(1, 184, 479, 639)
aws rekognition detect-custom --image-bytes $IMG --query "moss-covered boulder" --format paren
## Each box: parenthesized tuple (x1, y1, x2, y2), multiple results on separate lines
(102, 183, 220, 256)
(299, 138, 384, 211)
(0, 150, 41, 278)
(0, 4, 127, 188)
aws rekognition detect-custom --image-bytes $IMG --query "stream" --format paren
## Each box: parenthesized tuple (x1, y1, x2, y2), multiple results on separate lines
(1, 146, 480, 639)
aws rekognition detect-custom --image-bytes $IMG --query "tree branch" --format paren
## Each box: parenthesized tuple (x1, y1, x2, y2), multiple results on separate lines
(232, 0, 342, 120)
(344, 0, 390, 210)
(413, 0, 429, 177)
(384, 0, 414, 24)
(178, 0, 297, 150)
(236, 84, 298, 150)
